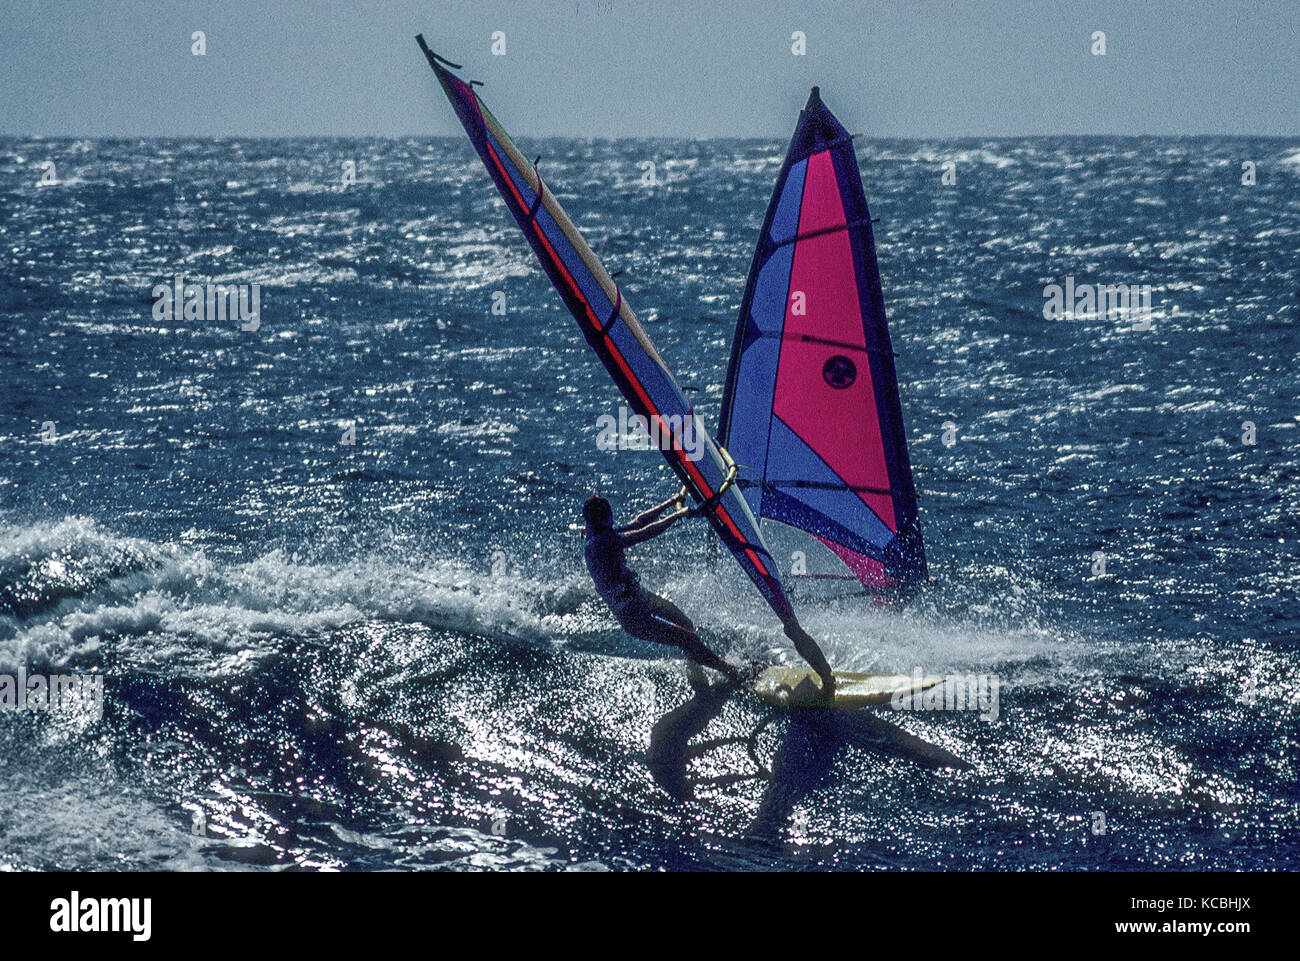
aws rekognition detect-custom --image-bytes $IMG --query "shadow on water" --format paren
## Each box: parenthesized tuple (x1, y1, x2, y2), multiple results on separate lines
(646, 667, 970, 854)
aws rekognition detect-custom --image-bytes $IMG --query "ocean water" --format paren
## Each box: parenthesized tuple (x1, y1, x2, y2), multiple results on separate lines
(1, 135, 1297, 871)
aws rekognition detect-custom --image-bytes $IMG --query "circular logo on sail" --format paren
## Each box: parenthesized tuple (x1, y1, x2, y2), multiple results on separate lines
(822, 355, 857, 389)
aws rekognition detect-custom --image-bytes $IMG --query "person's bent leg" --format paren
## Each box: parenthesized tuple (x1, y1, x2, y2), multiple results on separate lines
(644, 594, 736, 678)
(626, 603, 741, 683)
(645, 593, 695, 633)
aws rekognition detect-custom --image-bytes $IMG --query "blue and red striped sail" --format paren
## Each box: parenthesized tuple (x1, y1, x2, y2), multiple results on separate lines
(417, 37, 795, 621)
(719, 88, 926, 594)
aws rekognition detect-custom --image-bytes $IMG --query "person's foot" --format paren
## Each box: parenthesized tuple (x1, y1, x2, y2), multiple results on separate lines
(741, 660, 768, 684)
(689, 657, 745, 688)
(819, 670, 837, 702)
(718, 662, 749, 687)
(717, 660, 768, 688)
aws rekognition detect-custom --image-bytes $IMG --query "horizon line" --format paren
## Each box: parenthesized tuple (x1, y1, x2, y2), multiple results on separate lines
(4, 132, 1299, 141)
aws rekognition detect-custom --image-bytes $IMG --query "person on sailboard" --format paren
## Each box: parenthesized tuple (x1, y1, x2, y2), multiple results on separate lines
(583, 493, 835, 698)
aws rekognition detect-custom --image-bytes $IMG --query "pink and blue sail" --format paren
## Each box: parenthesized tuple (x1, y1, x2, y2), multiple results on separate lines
(718, 88, 926, 594)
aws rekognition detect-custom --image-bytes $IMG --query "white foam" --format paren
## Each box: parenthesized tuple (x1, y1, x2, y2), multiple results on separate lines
(0, 518, 573, 677)
(1, 517, 1120, 694)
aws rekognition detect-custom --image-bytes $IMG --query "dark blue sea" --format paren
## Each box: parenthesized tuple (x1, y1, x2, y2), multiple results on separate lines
(1, 136, 1297, 871)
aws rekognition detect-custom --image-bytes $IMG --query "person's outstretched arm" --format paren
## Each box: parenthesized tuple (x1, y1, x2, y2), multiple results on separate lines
(623, 494, 682, 531)
(621, 503, 692, 546)
(783, 619, 836, 700)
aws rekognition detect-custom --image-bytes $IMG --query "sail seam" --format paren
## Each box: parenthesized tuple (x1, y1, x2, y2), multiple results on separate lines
(749, 330, 896, 356)
(768, 217, 874, 255)
(761, 479, 919, 500)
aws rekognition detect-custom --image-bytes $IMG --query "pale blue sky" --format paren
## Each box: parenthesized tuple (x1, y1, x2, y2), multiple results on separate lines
(1, 0, 1296, 137)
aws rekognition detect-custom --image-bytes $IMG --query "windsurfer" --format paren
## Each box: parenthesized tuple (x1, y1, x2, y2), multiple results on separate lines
(583, 493, 835, 698)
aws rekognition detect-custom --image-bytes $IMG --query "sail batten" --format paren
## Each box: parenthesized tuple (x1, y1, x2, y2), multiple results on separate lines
(718, 88, 926, 594)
